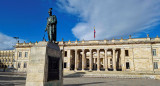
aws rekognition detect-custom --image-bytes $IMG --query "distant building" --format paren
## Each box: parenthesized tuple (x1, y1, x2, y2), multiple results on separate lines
(0, 35, 160, 73)
(0, 50, 15, 69)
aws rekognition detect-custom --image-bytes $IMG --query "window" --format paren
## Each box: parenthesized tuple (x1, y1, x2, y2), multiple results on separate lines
(24, 62, 27, 68)
(126, 62, 130, 69)
(25, 52, 28, 57)
(64, 62, 67, 68)
(18, 63, 21, 68)
(6, 59, 7, 62)
(152, 49, 156, 56)
(0, 59, 1, 62)
(154, 62, 158, 69)
(125, 50, 129, 56)
(65, 51, 67, 57)
(19, 52, 22, 58)
(9, 59, 10, 62)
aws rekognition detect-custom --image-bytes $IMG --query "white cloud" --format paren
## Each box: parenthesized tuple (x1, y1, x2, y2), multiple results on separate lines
(57, 0, 160, 40)
(0, 33, 24, 50)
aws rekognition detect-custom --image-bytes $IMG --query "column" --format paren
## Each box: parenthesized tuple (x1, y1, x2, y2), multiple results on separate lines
(113, 48, 116, 71)
(105, 49, 108, 71)
(67, 49, 71, 70)
(84, 53, 86, 69)
(94, 58, 96, 69)
(74, 49, 78, 71)
(97, 49, 100, 71)
(82, 49, 85, 71)
(121, 48, 125, 71)
(89, 49, 93, 71)
(131, 48, 135, 71)
(108, 57, 110, 69)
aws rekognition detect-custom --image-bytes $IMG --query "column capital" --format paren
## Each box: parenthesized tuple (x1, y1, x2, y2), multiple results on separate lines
(75, 49, 77, 51)
(89, 49, 92, 51)
(121, 48, 125, 50)
(97, 49, 100, 51)
(66, 49, 70, 50)
(105, 48, 108, 51)
(112, 48, 116, 50)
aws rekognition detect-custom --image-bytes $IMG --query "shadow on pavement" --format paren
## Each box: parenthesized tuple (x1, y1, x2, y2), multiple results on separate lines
(0, 82, 25, 86)
(64, 72, 86, 78)
(0, 75, 26, 80)
(64, 81, 105, 86)
(0, 73, 26, 86)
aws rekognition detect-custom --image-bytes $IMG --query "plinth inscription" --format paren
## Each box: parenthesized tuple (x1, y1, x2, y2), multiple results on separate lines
(48, 56, 60, 81)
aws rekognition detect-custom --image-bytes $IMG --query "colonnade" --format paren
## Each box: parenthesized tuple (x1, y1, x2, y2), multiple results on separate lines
(65, 48, 126, 71)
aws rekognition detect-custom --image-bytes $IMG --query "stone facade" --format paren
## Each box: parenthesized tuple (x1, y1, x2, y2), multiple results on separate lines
(59, 36, 160, 72)
(0, 50, 15, 69)
(0, 36, 160, 73)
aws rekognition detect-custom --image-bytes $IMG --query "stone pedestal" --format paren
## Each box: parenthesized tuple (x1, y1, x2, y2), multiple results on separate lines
(26, 41, 63, 86)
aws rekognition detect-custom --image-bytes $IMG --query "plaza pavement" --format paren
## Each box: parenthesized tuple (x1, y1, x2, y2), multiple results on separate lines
(0, 72, 160, 86)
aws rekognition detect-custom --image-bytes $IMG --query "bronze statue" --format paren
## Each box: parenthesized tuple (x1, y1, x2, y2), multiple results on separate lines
(45, 8, 57, 42)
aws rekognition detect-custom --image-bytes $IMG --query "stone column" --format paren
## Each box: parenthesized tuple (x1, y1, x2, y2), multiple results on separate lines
(97, 49, 100, 71)
(67, 49, 71, 70)
(113, 48, 116, 71)
(89, 49, 93, 71)
(93, 58, 96, 70)
(82, 49, 85, 71)
(105, 49, 108, 71)
(121, 48, 125, 71)
(131, 48, 135, 71)
(108, 57, 110, 69)
(75, 49, 78, 71)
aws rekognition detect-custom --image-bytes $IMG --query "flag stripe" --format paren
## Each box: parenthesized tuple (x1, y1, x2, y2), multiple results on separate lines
(94, 26, 96, 39)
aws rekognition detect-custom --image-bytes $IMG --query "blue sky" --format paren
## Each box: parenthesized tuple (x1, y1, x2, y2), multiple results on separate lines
(0, 0, 160, 50)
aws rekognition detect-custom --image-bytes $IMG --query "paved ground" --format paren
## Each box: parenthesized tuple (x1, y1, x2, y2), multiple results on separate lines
(64, 77, 160, 86)
(0, 72, 160, 86)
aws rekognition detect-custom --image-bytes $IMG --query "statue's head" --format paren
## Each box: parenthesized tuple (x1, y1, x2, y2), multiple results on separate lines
(48, 8, 52, 16)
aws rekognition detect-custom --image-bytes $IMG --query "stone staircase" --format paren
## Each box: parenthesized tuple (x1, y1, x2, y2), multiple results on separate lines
(64, 71, 160, 80)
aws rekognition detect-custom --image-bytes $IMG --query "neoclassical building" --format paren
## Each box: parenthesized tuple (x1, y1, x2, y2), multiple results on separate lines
(0, 35, 160, 73)
(0, 50, 15, 68)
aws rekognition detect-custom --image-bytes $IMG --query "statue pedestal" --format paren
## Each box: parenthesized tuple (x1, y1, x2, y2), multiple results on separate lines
(26, 41, 63, 86)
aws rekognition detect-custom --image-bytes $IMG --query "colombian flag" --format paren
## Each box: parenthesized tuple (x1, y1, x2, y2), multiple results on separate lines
(94, 26, 96, 40)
